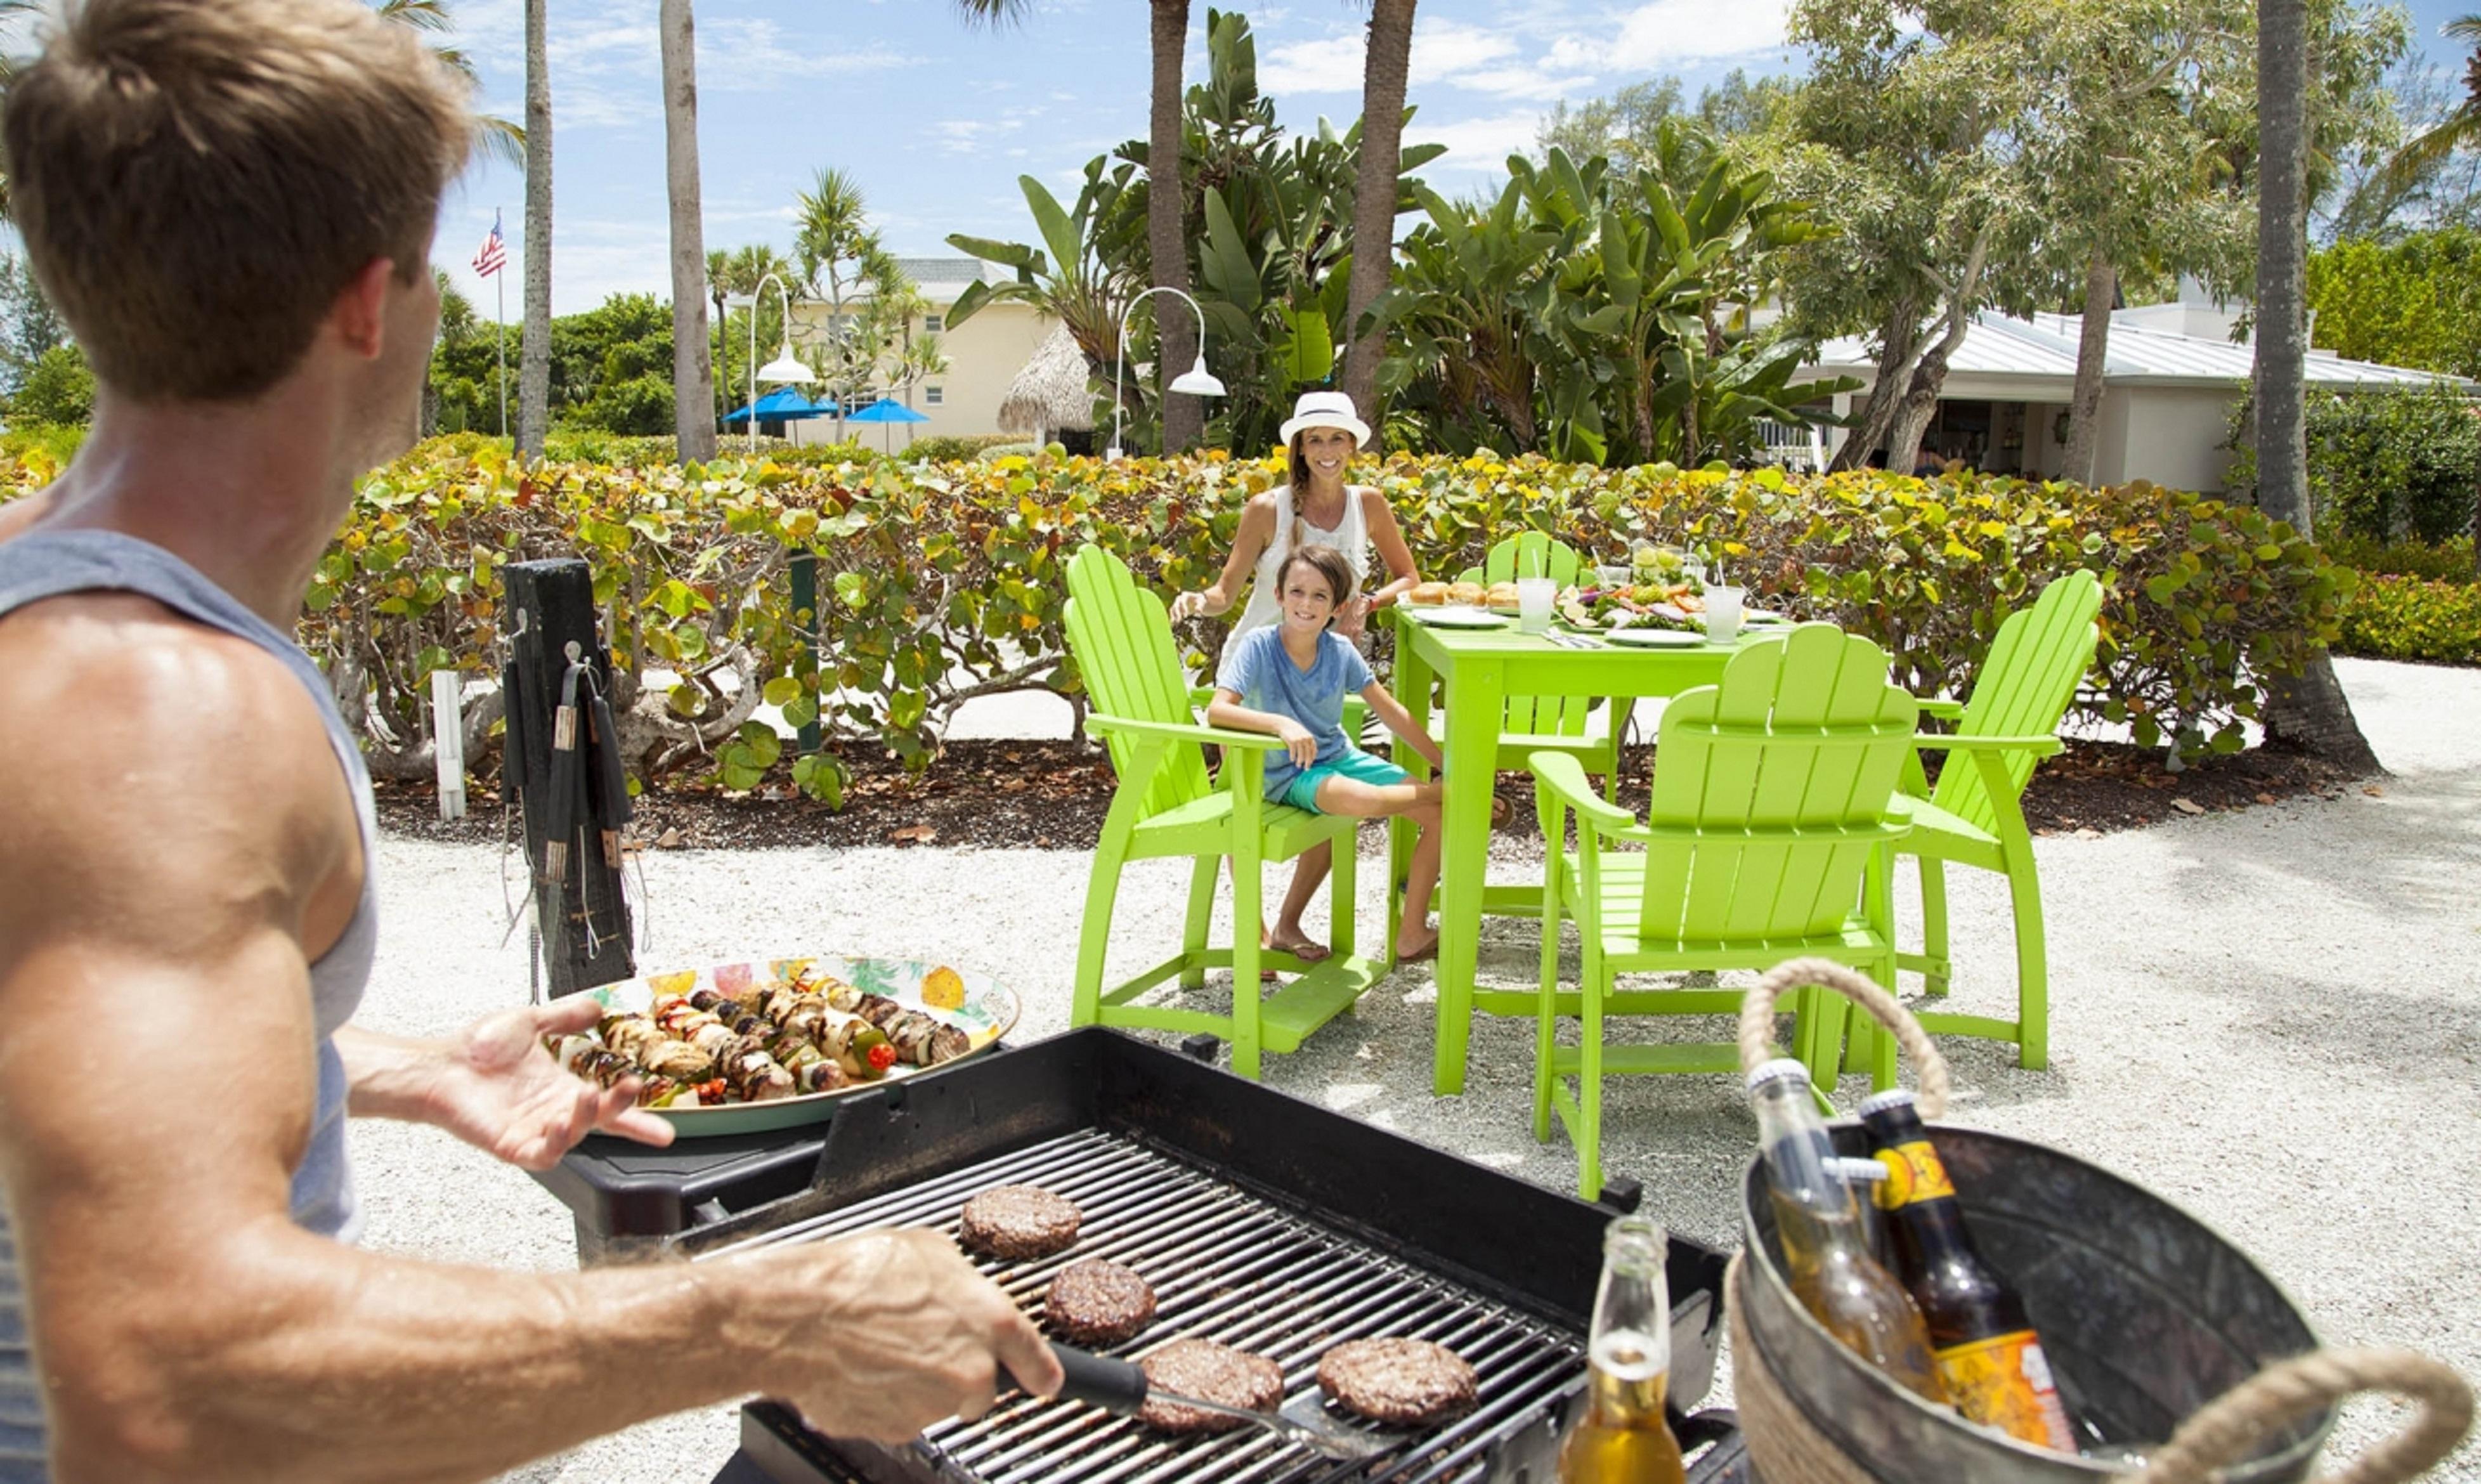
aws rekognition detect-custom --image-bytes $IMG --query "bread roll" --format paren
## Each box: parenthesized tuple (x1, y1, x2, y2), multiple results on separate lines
(1447, 581, 1485, 605)
(1408, 581, 1450, 606)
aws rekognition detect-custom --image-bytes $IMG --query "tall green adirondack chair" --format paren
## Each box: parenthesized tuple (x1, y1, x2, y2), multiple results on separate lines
(1451, 533, 1638, 804)
(1853, 570, 2102, 1085)
(1064, 545, 1386, 1078)
(1529, 623, 1916, 1200)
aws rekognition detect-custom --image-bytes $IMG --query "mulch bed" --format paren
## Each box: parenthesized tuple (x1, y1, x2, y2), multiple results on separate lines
(376, 736, 2367, 854)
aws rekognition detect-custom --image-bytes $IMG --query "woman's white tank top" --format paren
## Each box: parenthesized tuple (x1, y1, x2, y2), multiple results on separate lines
(1224, 483, 1372, 658)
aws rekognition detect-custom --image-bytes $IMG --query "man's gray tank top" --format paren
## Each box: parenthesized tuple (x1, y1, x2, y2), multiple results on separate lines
(0, 529, 378, 1480)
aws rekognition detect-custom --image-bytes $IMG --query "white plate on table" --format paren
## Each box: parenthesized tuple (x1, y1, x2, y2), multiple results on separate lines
(1743, 611, 1792, 626)
(1406, 605, 1509, 628)
(1605, 628, 1709, 648)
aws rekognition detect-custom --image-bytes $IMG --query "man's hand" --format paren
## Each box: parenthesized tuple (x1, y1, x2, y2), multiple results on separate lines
(764, 1228, 1063, 1443)
(342, 999, 674, 1169)
(1273, 717, 1319, 769)
(1334, 594, 1372, 639)
(1169, 590, 1211, 622)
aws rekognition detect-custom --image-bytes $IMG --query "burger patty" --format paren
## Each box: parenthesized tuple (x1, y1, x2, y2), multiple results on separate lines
(1316, 1338, 1478, 1426)
(957, 1185, 1083, 1261)
(1137, 1339, 1284, 1434)
(1042, 1259, 1157, 1346)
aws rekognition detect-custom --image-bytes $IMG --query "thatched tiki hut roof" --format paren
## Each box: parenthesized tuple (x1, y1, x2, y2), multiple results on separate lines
(998, 323, 1096, 443)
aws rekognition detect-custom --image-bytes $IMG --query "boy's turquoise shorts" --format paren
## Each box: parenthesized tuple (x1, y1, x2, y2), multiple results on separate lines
(1279, 749, 1410, 813)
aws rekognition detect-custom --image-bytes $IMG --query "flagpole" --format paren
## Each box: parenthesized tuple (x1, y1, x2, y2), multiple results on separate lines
(492, 209, 510, 439)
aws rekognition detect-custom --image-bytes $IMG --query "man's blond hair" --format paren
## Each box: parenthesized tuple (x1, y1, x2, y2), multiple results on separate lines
(3, 0, 472, 403)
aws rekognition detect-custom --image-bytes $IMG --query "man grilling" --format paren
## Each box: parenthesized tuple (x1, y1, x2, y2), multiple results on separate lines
(0, 3, 1062, 1480)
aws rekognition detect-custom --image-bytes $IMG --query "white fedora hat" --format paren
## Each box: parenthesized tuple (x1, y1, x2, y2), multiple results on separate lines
(1277, 390, 1371, 448)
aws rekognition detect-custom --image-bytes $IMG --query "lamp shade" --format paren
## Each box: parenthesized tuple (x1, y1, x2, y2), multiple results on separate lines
(757, 344, 816, 385)
(1168, 355, 1226, 398)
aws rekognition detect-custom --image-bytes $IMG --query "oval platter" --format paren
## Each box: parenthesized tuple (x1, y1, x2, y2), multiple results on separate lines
(587, 954, 1022, 1136)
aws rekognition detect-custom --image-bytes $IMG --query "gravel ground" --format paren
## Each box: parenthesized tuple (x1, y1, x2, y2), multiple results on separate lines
(349, 656, 2480, 1483)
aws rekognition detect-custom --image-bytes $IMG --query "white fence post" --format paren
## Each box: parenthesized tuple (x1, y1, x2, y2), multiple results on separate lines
(430, 669, 467, 821)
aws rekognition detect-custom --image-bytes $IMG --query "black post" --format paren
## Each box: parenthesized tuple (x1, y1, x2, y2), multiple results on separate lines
(505, 559, 635, 996)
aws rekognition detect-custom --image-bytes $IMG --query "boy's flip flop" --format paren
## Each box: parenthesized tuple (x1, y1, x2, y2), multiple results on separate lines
(1394, 940, 1440, 963)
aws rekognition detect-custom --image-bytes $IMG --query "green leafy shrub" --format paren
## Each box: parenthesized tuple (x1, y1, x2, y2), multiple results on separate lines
(0, 422, 84, 465)
(2227, 383, 2481, 545)
(7, 344, 95, 427)
(0, 442, 2355, 791)
(2336, 575, 2481, 664)
(2321, 531, 2476, 583)
(896, 433, 1023, 463)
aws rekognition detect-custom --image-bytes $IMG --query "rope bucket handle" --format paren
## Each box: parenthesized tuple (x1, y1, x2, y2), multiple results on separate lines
(1735, 956, 1951, 1118)
(2128, 1348, 2473, 1484)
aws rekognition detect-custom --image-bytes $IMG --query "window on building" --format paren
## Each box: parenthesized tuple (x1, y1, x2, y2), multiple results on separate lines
(923, 315, 944, 334)
(925, 386, 945, 406)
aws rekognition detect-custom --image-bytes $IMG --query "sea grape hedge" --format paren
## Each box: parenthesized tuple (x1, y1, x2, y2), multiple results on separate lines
(0, 438, 2355, 797)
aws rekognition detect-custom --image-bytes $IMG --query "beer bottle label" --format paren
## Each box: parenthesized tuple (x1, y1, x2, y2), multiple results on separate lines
(1932, 1329, 2077, 1453)
(1873, 1139, 1956, 1209)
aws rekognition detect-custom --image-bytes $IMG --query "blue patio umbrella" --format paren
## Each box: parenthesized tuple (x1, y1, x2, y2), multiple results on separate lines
(845, 395, 932, 451)
(722, 386, 831, 428)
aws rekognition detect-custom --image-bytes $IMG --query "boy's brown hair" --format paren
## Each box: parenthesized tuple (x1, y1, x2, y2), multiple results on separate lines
(3, 0, 472, 404)
(1276, 542, 1357, 625)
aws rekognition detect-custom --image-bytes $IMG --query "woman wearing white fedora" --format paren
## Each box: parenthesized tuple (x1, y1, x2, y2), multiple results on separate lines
(1170, 391, 1427, 965)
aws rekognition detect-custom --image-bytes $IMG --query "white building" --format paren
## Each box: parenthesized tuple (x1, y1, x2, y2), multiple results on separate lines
(1797, 282, 2470, 491)
(780, 256, 1052, 446)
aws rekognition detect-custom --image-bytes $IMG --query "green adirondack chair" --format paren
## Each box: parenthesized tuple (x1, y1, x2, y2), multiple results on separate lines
(1529, 623, 1916, 1200)
(1450, 533, 1638, 804)
(1064, 545, 1386, 1078)
(1852, 570, 2102, 1086)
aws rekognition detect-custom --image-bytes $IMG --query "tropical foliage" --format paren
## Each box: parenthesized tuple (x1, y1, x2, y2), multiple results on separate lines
(2224, 382, 2481, 545)
(2305, 227, 2481, 377)
(0, 439, 2357, 788)
(1383, 148, 1843, 467)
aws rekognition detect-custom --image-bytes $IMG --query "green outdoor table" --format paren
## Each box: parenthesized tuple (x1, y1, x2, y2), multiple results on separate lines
(1387, 611, 1786, 1095)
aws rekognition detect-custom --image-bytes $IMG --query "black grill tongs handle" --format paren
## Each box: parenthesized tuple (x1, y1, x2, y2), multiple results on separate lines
(1012, 1343, 1148, 1413)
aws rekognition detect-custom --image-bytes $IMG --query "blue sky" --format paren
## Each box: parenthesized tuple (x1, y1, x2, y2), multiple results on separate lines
(67, 0, 2481, 318)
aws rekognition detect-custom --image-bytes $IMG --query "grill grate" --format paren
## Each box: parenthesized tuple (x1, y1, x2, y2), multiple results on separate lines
(719, 1128, 1588, 1484)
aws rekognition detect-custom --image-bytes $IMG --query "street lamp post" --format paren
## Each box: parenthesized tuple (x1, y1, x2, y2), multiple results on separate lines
(726, 273, 817, 455)
(1108, 286, 1226, 462)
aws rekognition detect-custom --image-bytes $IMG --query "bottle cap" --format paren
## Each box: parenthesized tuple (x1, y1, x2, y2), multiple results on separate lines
(1745, 1057, 1813, 1093)
(1856, 1088, 1918, 1118)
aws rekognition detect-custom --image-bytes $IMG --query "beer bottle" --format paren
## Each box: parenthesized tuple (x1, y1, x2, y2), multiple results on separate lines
(1747, 1059, 1950, 1405)
(1556, 1213, 1687, 1484)
(1859, 1089, 2077, 1452)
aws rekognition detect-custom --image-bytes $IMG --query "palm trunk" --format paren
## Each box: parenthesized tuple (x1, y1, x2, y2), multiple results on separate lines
(1149, 0, 1201, 453)
(2062, 245, 2114, 485)
(1339, 0, 1417, 438)
(2256, 0, 2381, 773)
(660, 0, 717, 464)
(517, 0, 552, 459)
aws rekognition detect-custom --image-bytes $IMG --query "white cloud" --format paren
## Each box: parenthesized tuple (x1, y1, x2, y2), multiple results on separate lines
(1260, 16, 1598, 102)
(1403, 108, 1547, 178)
(1257, 33, 1367, 96)
(1547, 0, 1794, 72)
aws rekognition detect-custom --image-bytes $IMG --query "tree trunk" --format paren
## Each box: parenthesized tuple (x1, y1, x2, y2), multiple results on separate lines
(2256, 0, 2382, 774)
(660, 0, 717, 464)
(1830, 294, 1924, 471)
(1339, 0, 1417, 438)
(1887, 346, 1949, 474)
(1148, 0, 1201, 453)
(2062, 245, 2114, 485)
(518, 0, 552, 459)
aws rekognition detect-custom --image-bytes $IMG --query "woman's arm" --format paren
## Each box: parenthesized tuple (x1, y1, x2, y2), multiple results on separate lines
(1360, 681, 1443, 771)
(1361, 488, 1422, 610)
(1205, 687, 1320, 768)
(1170, 495, 1278, 622)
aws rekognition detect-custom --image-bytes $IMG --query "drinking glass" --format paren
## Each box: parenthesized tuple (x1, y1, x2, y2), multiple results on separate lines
(1517, 577, 1557, 633)
(1702, 585, 1745, 644)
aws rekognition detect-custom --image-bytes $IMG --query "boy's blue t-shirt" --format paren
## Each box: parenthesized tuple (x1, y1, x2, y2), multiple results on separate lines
(1215, 625, 1374, 802)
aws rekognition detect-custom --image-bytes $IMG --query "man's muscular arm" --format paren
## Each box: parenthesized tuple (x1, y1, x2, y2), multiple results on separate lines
(0, 602, 1057, 1483)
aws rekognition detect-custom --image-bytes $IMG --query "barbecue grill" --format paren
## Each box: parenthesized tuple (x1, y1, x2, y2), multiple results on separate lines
(538, 1028, 1756, 1483)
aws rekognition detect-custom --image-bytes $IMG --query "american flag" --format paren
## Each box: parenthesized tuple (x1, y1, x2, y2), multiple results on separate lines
(471, 216, 506, 278)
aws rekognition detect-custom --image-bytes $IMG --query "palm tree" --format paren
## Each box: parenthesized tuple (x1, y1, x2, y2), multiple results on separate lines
(658, 0, 716, 462)
(1339, 0, 1417, 431)
(517, 0, 550, 457)
(2255, 0, 2381, 769)
(372, 0, 526, 170)
(2377, 15, 2481, 193)
(1147, 1, 1202, 452)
